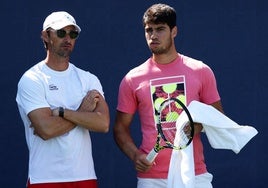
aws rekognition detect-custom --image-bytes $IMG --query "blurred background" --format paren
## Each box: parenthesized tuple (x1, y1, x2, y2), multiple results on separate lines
(1, 0, 266, 187)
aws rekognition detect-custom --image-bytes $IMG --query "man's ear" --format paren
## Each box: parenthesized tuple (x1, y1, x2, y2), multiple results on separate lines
(41, 30, 49, 42)
(171, 26, 178, 38)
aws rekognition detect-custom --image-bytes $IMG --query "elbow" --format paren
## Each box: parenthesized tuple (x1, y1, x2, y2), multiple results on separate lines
(40, 131, 55, 140)
(96, 111, 110, 133)
(102, 127, 109, 133)
(40, 135, 51, 141)
(101, 119, 110, 133)
(34, 126, 57, 140)
(35, 130, 54, 140)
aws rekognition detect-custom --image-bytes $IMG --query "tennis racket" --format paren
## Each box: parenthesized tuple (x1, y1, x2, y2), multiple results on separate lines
(146, 97, 194, 163)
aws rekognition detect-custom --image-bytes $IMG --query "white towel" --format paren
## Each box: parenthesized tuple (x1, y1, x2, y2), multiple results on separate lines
(168, 111, 195, 188)
(167, 100, 258, 188)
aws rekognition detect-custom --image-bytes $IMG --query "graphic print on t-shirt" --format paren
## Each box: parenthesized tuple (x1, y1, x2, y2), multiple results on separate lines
(150, 76, 187, 133)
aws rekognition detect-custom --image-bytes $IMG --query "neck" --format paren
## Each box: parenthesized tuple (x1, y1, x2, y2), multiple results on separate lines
(152, 51, 179, 65)
(45, 53, 69, 71)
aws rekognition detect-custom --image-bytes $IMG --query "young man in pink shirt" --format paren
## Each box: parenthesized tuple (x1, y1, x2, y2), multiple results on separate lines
(113, 3, 223, 188)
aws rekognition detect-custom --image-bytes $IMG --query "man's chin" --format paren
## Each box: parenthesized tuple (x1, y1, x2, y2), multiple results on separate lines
(151, 49, 164, 55)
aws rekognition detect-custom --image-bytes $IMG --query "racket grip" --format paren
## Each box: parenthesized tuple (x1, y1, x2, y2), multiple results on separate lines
(146, 149, 158, 163)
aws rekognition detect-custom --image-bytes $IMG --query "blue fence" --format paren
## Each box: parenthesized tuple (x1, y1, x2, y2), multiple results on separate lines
(1, 0, 266, 187)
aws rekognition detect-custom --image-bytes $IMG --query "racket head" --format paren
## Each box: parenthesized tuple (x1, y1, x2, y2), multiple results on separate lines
(156, 97, 194, 150)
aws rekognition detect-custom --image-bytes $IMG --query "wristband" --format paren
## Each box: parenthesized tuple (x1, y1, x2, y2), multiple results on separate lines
(59, 107, 64, 117)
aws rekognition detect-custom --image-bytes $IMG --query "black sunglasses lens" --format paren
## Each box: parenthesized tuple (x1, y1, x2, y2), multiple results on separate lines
(69, 31, 79, 39)
(56, 30, 66, 38)
(55, 29, 79, 39)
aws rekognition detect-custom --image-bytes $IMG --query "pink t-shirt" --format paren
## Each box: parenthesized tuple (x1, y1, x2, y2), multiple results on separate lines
(117, 54, 220, 178)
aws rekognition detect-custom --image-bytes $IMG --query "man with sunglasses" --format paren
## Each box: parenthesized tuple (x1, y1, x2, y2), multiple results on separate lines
(16, 11, 110, 188)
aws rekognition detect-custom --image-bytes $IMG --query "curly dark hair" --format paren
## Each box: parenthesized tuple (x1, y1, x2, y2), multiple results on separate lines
(142, 4, 177, 30)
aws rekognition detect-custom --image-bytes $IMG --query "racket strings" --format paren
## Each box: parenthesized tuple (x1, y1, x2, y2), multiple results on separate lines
(159, 99, 193, 149)
(176, 122, 193, 148)
(150, 98, 194, 155)
(159, 101, 182, 145)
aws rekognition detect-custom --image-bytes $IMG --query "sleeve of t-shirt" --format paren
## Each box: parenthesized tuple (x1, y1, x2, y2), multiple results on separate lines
(74, 66, 105, 98)
(16, 72, 50, 115)
(116, 76, 137, 115)
(87, 73, 105, 97)
(199, 64, 221, 104)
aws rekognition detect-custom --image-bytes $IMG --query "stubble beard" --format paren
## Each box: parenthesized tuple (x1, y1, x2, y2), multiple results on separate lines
(57, 50, 72, 58)
(150, 37, 173, 55)
(52, 46, 72, 58)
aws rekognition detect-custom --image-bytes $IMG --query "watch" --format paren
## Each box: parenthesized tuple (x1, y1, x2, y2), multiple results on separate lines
(59, 107, 64, 117)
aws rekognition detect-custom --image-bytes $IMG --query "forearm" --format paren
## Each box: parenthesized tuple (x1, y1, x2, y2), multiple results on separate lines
(41, 117, 76, 139)
(113, 111, 152, 171)
(63, 109, 109, 132)
(61, 89, 110, 132)
(113, 127, 139, 161)
(29, 108, 76, 140)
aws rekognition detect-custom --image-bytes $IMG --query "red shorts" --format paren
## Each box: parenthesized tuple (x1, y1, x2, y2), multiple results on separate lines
(27, 179, 98, 188)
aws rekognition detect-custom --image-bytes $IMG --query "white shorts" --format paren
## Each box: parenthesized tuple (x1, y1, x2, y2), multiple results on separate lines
(137, 172, 213, 188)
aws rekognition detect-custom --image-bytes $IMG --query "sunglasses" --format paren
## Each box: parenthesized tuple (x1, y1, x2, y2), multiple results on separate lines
(49, 29, 79, 39)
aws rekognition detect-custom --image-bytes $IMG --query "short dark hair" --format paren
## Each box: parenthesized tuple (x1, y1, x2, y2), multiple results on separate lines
(142, 4, 177, 29)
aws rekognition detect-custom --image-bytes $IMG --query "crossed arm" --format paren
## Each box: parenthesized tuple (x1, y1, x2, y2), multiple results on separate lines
(28, 90, 110, 140)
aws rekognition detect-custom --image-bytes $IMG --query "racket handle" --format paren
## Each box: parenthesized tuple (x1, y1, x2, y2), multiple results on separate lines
(146, 149, 158, 163)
